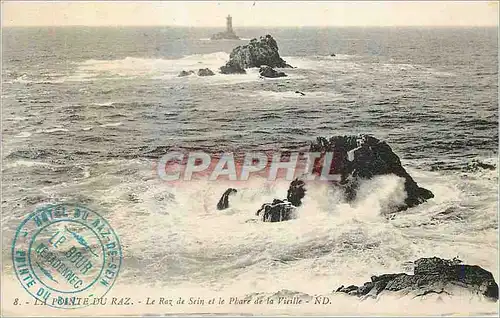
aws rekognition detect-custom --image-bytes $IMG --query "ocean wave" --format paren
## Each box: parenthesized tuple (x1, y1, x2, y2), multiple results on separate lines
(74, 53, 230, 79)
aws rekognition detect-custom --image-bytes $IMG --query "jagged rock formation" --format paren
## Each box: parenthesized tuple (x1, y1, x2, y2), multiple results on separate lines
(256, 178, 306, 222)
(336, 257, 499, 301)
(287, 179, 306, 207)
(310, 134, 434, 211)
(217, 188, 237, 210)
(197, 68, 215, 76)
(259, 66, 287, 78)
(220, 35, 292, 74)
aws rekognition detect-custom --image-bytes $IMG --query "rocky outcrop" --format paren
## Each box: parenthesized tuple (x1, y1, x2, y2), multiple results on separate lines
(256, 178, 306, 222)
(220, 64, 246, 74)
(310, 134, 434, 211)
(287, 179, 306, 207)
(197, 68, 215, 76)
(220, 35, 292, 74)
(211, 31, 240, 40)
(336, 257, 498, 301)
(259, 66, 287, 78)
(178, 70, 195, 77)
(256, 199, 296, 222)
(217, 188, 237, 210)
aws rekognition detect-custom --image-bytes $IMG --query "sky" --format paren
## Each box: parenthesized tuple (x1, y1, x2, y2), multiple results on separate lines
(2, 1, 499, 27)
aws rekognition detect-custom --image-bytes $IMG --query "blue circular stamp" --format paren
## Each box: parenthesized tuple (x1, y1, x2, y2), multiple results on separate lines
(11, 203, 122, 309)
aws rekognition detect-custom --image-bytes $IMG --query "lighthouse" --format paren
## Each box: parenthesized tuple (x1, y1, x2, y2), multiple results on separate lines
(226, 15, 234, 33)
(211, 14, 240, 40)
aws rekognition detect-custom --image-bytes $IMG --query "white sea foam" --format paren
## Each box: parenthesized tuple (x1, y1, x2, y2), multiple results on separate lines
(14, 131, 32, 138)
(43, 128, 69, 133)
(99, 122, 123, 128)
(84, 164, 497, 306)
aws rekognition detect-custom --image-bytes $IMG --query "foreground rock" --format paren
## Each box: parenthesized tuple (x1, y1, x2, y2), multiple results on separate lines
(220, 35, 292, 74)
(336, 257, 498, 301)
(310, 134, 434, 211)
(197, 68, 215, 76)
(217, 188, 237, 210)
(256, 178, 306, 222)
(259, 66, 287, 78)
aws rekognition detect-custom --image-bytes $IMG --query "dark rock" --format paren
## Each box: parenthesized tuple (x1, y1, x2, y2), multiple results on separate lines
(466, 159, 496, 171)
(336, 257, 498, 301)
(220, 35, 293, 74)
(178, 70, 195, 77)
(330, 53, 336, 57)
(256, 199, 296, 222)
(295, 91, 306, 96)
(310, 134, 434, 211)
(197, 68, 215, 76)
(287, 178, 306, 207)
(219, 64, 247, 74)
(217, 188, 237, 210)
(259, 66, 287, 78)
(256, 178, 305, 222)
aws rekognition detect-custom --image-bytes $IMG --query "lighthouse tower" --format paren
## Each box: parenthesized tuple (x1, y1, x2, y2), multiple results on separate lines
(226, 15, 233, 33)
(210, 14, 240, 40)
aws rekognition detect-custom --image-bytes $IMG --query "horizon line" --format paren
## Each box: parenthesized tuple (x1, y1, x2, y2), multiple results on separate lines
(3, 24, 498, 28)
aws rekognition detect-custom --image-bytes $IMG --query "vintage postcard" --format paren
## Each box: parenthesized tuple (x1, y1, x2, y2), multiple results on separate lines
(1, 1, 499, 316)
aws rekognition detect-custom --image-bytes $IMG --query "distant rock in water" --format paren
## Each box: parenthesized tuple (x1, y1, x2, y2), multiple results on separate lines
(466, 159, 496, 171)
(217, 188, 237, 210)
(178, 69, 216, 77)
(211, 31, 240, 40)
(336, 257, 499, 301)
(220, 35, 292, 74)
(259, 66, 287, 78)
(295, 91, 306, 96)
(330, 53, 336, 57)
(310, 134, 434, 211)
(178, 70, 195, 77)
(197, 68, 215, 76)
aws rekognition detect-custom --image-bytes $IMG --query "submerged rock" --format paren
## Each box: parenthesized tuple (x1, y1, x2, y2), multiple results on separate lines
(310, 134, 434, 211)
(336, 257, 498, 301)
(259, 66, 287, 78)
(197, 68, 215, 76)
(220, 35, 292, 74)
(178, 70, 195, 77)
(217, 188, 237, 210)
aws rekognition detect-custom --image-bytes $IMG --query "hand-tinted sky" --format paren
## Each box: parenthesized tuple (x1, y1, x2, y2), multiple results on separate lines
(3, 1, 499, 27)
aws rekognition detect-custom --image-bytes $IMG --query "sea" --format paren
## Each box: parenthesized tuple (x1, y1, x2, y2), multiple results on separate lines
(1, 26, 499, 315)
